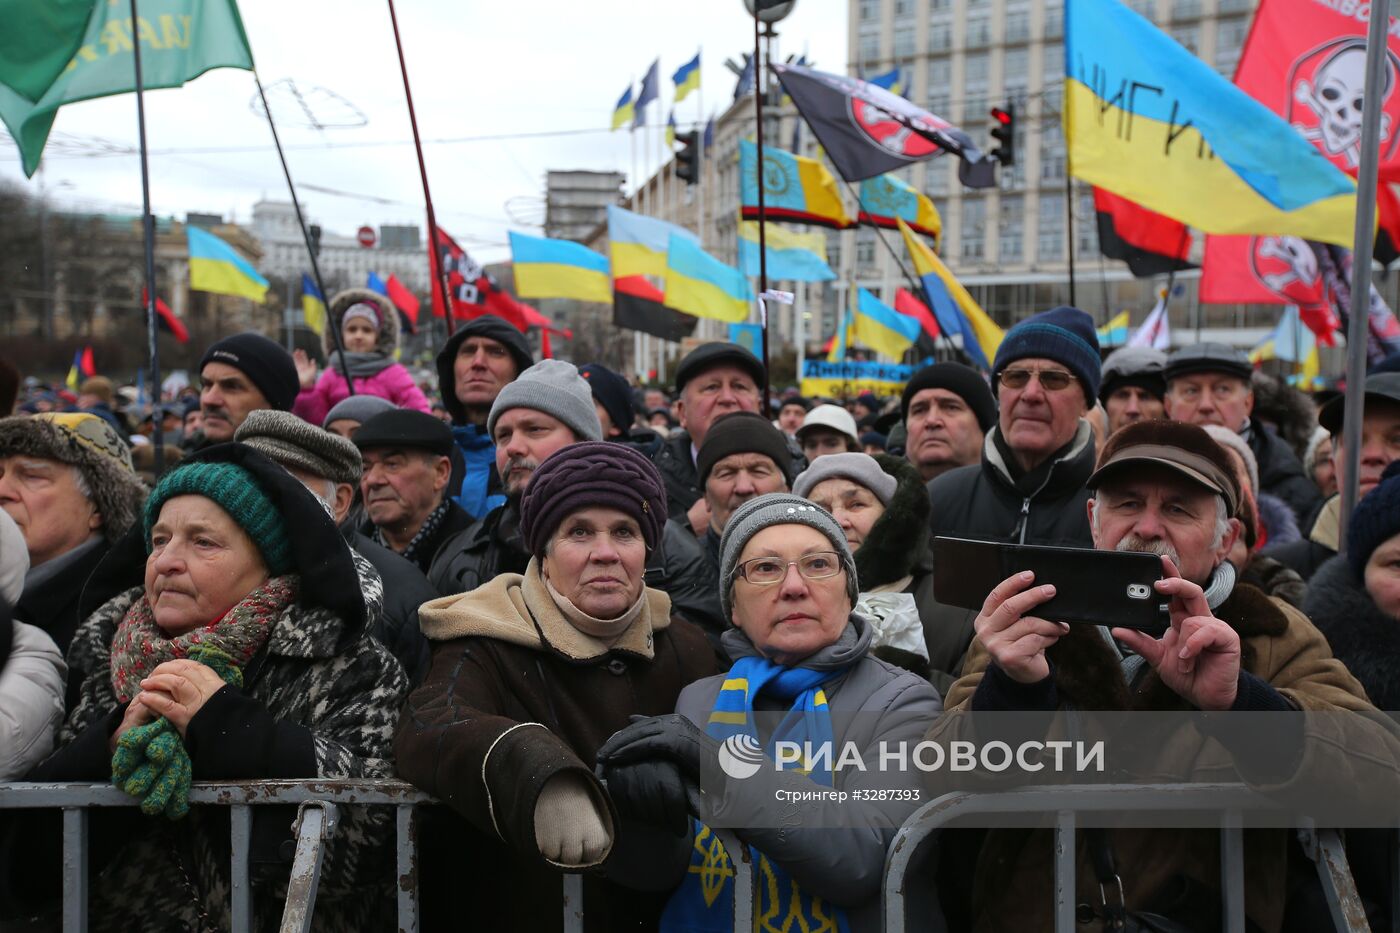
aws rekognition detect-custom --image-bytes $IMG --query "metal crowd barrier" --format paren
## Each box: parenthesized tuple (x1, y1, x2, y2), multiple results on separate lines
(0, 780, 1376, 932)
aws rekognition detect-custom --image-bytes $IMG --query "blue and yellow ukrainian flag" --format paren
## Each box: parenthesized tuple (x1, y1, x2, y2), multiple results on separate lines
(665, 109, 676, 148)
(188, 226, 268, 302)
(1065, 0, 1359, 246)
(509, 231, 612, 304)
(898, 218, 1002, 368)
(739, 139, 853, 229)
(663, 234, 752, 323)
(736, 220, 835, 282)
(611, 84, 635, 131)
(300, 273, 327, 336)
(868, 66, 907, 99)
(673, 53, 700, 103)
(850, 287, 921, 359)
(858, 173, 942, 240)
(1097, 310, 1131, 347)
(607, 204, 699, 279)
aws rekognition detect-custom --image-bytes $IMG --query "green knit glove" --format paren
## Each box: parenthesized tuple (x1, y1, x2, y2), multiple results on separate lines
(110, 646, 245, 821)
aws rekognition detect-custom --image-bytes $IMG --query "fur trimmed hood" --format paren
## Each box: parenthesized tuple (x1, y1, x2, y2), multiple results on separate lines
(1304, 554, 1400, 710)
(854, 453, 932, 589)
(0, 415, 147, 541)
(323, 288, 399, 357)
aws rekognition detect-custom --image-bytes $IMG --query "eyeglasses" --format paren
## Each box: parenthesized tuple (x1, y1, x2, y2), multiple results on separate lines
(997, 368, 1076, 392)
(734, 552, 843, 585)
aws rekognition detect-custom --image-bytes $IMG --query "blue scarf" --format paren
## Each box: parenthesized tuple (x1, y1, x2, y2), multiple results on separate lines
(661, 654, 852, 933)
(450, 423, 505, 520)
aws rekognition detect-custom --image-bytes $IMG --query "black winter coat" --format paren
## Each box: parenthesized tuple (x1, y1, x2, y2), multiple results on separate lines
(1304, 555, 1400, 710)
(343, 528, 433, 685)
(1247, 420, 1323, 527)
(653, 430, 701, 522)
(14, 537, 116, 659)
(926, 421, 1096, 548)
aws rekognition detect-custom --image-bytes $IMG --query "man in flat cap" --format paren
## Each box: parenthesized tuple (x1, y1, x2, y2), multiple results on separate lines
(434, 315, 534, 520)
(1164, 342, 1321, 524)
(354, 408, 474, 579)
(235, 410, 432, 683)
(927, 419, 1382, 930)
(192, 332, 301, 448)
(652, 342, 769, 536)
(1099, 346, 1167, 434)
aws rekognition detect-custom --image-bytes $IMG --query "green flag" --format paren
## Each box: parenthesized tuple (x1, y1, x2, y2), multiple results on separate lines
(0, 0, 98, 102)
(0, 0, 254, 177)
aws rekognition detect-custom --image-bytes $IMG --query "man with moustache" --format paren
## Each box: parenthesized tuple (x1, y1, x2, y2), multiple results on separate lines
(927, 307, 1101, 547)
(188, 333, 300, 449)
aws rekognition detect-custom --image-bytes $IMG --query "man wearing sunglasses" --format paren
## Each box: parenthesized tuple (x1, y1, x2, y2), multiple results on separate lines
(1163, 343, 1322, 526)
(927, 306, 1101, 548)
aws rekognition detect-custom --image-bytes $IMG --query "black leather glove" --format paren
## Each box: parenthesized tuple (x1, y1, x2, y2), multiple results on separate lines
(595, 714, 718, 785)
(597, 757, 692, 836)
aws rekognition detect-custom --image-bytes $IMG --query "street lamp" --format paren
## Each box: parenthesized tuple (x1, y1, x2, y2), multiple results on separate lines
(744, 0, 797, 26)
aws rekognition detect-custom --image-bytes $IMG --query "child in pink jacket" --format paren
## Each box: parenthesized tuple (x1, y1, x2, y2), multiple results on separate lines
(293, 287, 430, 424)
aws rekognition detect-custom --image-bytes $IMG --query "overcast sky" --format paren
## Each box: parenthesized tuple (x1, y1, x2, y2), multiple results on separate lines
(0, 0, 848, 263)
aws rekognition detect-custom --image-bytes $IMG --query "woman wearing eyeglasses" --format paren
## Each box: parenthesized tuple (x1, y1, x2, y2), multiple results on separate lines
(598, 493, 941, 933)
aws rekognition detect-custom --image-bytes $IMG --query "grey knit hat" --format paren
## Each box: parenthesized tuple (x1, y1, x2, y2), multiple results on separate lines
(235, 410, 362, 485)
(487, 359, 603, 442)
(792, 452, 898, 506)
(321, 394, 396, 430)
(718, 492, 859, 621)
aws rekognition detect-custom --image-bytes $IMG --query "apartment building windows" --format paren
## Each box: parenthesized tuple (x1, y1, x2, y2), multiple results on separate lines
(859, 0, 880, 21)
(928, 17, 952, 51)
(1044, 2, 1064, 38)
(927, 57, 952, 116)
(859, 30, 880, 63)
(1004, 4, 1030, 43)
(1038, 194, 1064, 262)
(961, 197, 987, 262)
(1215, 16, 1249, 76)
(856, 229, 878, 271)
(894, 27, 916, 58)
(1040, 124, 1066, 183)
(964, 51, 990, 122)
(966, 14, 992, 48)
(999, 195, 1024, 263)
(1169, 24, 1200, 54)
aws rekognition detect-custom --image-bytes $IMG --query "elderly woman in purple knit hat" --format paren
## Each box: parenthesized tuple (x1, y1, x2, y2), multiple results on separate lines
(394, 441, 720, 932)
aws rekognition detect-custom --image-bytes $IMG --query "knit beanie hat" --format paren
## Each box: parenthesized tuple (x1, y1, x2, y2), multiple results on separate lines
(992, 306, 1102, 405)
(793, 452, 898, 506)
(1348, 460, 1400, 579)
(1099, 346, 1167, 406)
(717, 493, 859, 621)
(342, 303, 381, 331)
(519, 441, 667, 558)
(321, 394, 396, 429)
(900, 361, 996, 430)
(199, 333, 300, 412)
(235, 410, 363, 485)
(144, 461, 292, 575)
(0, 412, 146, 541)
(0, 509, 27, 607)
(696, 411, 794, 486)
(487, 359, 603, 442)
(579, 364, 636, 437)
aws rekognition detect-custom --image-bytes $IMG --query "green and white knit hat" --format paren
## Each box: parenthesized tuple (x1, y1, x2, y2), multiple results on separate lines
(143, 461, 292, 575)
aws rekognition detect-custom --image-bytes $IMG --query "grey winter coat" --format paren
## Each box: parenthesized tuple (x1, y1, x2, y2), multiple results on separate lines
(618, 616, 943, 933)
(926, 420, 1096, 548)
(0, 619, 65, 781)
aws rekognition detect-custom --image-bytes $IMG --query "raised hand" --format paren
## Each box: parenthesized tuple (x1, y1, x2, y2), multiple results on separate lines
(974, 570, 1070, 684)
(1112, 555, 1240, 711)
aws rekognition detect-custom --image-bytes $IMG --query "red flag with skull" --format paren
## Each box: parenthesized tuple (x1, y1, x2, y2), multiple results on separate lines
(1200, 235, 1339, 343)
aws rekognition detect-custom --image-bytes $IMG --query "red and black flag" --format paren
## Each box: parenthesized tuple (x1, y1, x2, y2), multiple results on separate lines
(1093, 189, 1195, 278)
(143, 289, 189, 343)
(771, 61, 994, 187)
(613, 275, 696, 342)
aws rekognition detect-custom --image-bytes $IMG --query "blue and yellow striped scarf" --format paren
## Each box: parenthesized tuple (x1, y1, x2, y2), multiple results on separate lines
(661, 654, 852, 933)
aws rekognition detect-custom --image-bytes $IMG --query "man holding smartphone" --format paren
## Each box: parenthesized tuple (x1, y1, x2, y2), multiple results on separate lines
(928, 420, 1378, 931)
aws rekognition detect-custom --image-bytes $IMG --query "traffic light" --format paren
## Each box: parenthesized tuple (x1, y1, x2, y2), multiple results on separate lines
(674, 130, 700, 185)
(989, 103, 1016, 167)
(309, 224, 323, 258)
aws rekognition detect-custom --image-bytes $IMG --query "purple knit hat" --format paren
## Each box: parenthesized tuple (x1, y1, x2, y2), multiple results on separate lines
(519, 441, 667, 557)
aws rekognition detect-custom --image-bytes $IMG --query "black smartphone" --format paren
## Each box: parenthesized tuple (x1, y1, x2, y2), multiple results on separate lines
(931, 537, 1168, 631)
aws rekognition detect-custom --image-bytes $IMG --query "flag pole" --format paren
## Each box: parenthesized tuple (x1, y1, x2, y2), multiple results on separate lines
(1064, 171, 1078, 307)
(386, 0, 456, 337)
(127, 0, 165, 477)
(252, 73, 356, 395)
(1338, 0, 1392, 548)
(753, 10, 772, 411)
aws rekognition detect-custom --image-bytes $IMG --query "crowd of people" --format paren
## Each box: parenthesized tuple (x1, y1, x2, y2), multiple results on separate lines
(0, 292, 1398, 931)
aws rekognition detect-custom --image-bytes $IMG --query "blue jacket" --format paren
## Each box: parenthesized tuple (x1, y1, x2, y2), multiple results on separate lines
(451, 423, 505, 520)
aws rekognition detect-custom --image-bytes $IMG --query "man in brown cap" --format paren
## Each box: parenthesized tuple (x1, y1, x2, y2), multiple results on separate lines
(926, 420, 1379, 932)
